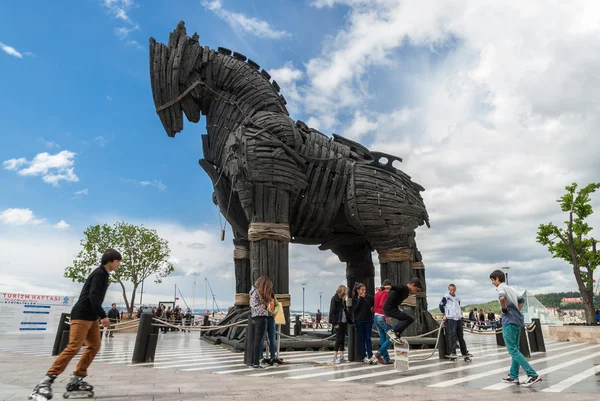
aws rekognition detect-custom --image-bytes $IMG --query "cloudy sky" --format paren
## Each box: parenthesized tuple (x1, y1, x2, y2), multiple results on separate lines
(1, 0, 599, 313)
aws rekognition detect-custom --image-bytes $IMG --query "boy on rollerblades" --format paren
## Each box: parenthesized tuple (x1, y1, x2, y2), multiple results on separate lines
(381, 278, 422, 341)
(439, 284, 472, 361)
(29, 249, 121, 400)
(489, 269, 542, 387)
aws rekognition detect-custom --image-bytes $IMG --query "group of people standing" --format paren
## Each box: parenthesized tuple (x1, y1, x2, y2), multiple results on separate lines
(328, 278, 423, 364)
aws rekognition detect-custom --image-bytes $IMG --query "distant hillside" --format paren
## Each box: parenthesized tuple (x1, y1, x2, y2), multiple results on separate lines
(430, 291, 600, 316)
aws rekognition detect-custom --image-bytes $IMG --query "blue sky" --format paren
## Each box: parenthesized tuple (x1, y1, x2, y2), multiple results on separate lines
(0, 0, 348, 227)
(1, 1, 599, 312)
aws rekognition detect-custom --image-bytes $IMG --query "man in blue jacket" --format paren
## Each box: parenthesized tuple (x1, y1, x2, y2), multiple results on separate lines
(439, 284, 471, 359)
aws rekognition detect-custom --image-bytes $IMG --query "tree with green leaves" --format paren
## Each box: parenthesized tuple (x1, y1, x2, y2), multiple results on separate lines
(65, 222, 175, 318)
(537, 182, 600, 324)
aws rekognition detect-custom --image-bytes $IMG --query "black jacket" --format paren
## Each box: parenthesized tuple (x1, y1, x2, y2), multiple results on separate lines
(328, 293, 352, 325)
(383, 285, 409, 312)
(70, 266, 110, 321)
(352, 295, 374, 323)
(107, 308, 120, 321)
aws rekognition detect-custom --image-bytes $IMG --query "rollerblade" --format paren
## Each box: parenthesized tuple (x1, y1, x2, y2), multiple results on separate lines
(63, 375, 94, 398)
(445, 353, 457, 361)
(29, 375, 56, 400)
(463, 352, 473, 362)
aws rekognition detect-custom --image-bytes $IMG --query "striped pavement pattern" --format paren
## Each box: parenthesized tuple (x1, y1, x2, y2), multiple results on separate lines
(0, 332, 598, 393)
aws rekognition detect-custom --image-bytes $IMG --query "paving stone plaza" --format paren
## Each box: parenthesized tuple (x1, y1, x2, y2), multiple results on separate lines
(1, 331, 598, 400)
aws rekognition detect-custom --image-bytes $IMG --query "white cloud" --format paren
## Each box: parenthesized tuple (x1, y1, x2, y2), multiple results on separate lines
(103, 0, 135, 24)
(125, 40, 144, 50)
(122, 178, 167, 191)
(140, 180, 167, 191)
(38, 138, 60, 149)
(0, 41, 23, 58)
(55, 220, 71, 229)
(94, 136, 107, 147)
(268, 0, 600, 305)
(114, 25, 139, 38)
(201, 0, 290, 39)
(74, 188, 89, 197)
(102, 0, 140, 41)
(270, 63, 303, 85)
(106, 95, 113, 102)
(3, 150, 79, 187)
(0, 208, 45, 226)
(2, 158, 27, 171)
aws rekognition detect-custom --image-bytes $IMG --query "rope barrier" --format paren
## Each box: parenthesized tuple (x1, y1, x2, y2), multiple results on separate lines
(151, 317, 248, 332)
(278, 332, 336, 342)
(403, 326, 443, 361)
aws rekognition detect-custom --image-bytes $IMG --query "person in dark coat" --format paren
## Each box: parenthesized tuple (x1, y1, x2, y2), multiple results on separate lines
(106, 303, 120, 338)
(328, 285, 351, 364)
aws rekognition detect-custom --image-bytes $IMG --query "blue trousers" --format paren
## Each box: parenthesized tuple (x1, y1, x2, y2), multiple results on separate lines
(355, 321, 373, 359)
(374, 315, 392, 361)
(259, 316, 277, 360)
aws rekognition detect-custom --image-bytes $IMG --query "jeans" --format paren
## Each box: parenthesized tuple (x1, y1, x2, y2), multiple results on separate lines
(355, 321, 373, 359)
(374, 315, 392, 361)
(251, 316, 267, 366)
(334, 323, 347, 351)
(259, 316, 277, 360)
(503, 323, 537, 379)
(445, 319, 468, 355)
(48, 320, 101, 376)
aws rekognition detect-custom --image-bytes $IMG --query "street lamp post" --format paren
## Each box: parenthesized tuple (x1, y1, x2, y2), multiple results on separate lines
(319, 292, 322, 313)
(502, 266, 510, 285)
(301, 284, 306, 320)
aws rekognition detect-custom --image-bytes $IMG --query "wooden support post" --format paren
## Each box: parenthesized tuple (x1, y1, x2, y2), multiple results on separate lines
(378, 247, 436, 337)
(327, 240, 375, 297)
(52, 313, 70, 356)
(248, 186, 291, 336)
(233, 238, 251, 294)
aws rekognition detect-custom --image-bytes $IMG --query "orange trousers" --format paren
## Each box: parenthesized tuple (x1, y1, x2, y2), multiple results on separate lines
(47, 320, 101, 376)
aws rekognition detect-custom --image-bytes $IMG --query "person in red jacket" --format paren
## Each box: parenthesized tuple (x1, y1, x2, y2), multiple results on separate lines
(373, 279, 393, 364)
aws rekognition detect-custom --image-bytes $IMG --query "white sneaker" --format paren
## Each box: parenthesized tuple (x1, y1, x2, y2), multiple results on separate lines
(332, 356, 340, 364)
(370, 355, 378, 364)
(363, 357, 371, 364)
(338, 356, 346, 363)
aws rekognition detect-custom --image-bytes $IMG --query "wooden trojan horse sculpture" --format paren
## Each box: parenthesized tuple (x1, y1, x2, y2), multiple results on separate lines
(149, 21, 437, 343)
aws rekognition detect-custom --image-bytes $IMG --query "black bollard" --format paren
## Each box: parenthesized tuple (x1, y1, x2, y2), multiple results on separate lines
(243, 315, 254, 366)
(347, 324, 355, 361)
(495, 321, 505, 346)
(527, 322, 539, 352)
(132, 313, 158, 363)
(519, 326, 530, 358)
(532, 318, 545, 352)
(294, 315, 301, 336)
(58, 330, 70, 354)
(352, 325, 361, 361)
(438, 325, 448, 360)
(52, 313, 70, 356)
